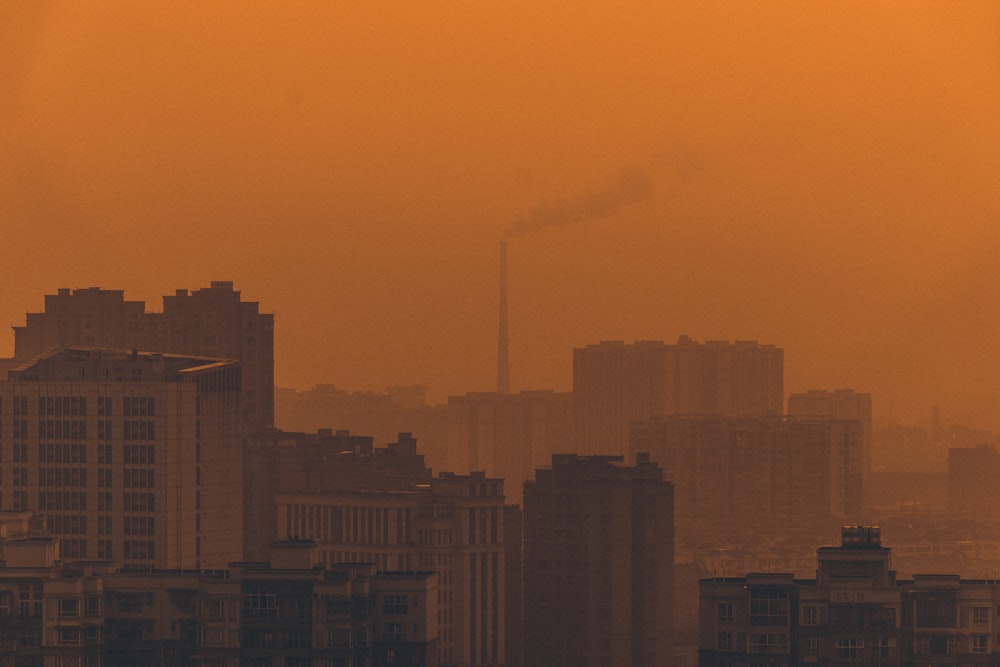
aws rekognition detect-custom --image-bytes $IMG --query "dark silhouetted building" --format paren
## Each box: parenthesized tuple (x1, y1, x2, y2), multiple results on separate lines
(523, 454, 674, 667)
(8, 282, 274, 432)
(276, 471, 505, 667)
(698, 525, 1000, 667)
(0, 536, 437, 666)
(573, 338, 783, 457)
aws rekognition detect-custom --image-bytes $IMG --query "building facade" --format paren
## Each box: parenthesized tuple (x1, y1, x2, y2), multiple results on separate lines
(573, 338, 783, 457)
(276, 472, 505, 667)
(699, 526, 1000, 667)
(8, 282, 274, 432)
(788, 389, 872, 480)
(630, 415, 863, 540)
(444, 390, 572, 504)
(0, 347, 244, 569)
(0, 537, 437, 667)
(523, 454, 674, 667)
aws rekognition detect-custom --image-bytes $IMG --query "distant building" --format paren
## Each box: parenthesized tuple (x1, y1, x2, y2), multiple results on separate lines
(788, 389, 872, 479)
(523, 454, 674, 667)
(573, 338, 783, 457)
(444, 390, 572, 504)
(0, 347, 244, 569)
(630, 415, 864, 539)
(244, 429, 433, 560)
(699, 525, 1000, 667)
(276, 471, 506, 667)
(274, 385, 450, 472)
(948, 445, 1000, 518)
(0, 536, 437, 667)
(8, 282, 274, 432)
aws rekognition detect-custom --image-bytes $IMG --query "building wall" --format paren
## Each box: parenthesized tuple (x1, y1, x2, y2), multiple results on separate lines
(276, 473, 505, 667)
(0, 348, 244, 569)
(788, 389, 873, 479)
(523, 454, 674, 667)
(444, 391, 572, 504)
(698, 530, 1000, 667)
(9, 282, 274, 432)
(630, 414, 863, 540)
(0, 540, 436, 667)
(574, 338, 783, 458)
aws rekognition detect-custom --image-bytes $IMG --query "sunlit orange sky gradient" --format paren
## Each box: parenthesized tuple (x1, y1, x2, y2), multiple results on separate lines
(2, 2, 999, 428)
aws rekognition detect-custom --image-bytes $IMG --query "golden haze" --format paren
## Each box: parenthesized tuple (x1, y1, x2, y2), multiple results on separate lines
(1, 1, 999, 427)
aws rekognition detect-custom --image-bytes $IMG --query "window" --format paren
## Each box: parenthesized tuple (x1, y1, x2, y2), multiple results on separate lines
(242, 593, 277, 619)
(802, 605, 819, 625)
(875, 636, 895, 658)
(835, 638, 864, 660)
(718, 631, 733, 650)
(383, 594, 408, 615)
(974, 606, 990, 626)
(199, 598, 224, 620)
(58, 598, 80, 617)
(973, 635, 989, 654)
(85, 596, 101, 616)
(749, 589, 788, 626)
(802, 636, 819, 655)
(718, 602, 734, 623)
(58, 628, 82, 646)
(749, 633, 787, 654)
(383, 623, 407, 641)
(198, 626, 224, 647)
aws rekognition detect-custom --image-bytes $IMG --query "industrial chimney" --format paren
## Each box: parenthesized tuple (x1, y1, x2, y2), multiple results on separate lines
(497, 240, 511, 394)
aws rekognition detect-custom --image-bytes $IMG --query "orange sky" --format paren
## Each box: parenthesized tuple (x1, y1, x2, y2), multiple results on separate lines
(2, 2, 999, 428)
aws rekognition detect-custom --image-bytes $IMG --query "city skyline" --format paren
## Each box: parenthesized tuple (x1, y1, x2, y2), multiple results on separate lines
(3, 3, 998, 429)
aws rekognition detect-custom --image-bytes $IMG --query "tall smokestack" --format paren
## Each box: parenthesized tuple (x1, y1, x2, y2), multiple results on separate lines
(497, 240, 510, 394)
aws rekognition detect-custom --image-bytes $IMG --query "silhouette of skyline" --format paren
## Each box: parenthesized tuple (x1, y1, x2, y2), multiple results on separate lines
(2, 3, 1000, 429)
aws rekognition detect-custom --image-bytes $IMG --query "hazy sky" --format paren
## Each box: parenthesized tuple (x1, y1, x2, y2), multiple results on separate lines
(2, 2, 999, 427)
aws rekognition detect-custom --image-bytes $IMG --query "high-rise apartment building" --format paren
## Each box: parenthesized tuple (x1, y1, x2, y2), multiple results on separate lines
(277, 471, 505, 667)
(523, 454, 674, 667)
(0, 347, 244, 569)
(8, 282, 274, 432)
(573, 337, 783, 457)
(788, 389, 872, 478)
(630, 415, 863, 539)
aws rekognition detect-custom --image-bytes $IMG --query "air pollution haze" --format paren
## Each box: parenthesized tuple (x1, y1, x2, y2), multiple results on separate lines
(2, 2, 1000, 429)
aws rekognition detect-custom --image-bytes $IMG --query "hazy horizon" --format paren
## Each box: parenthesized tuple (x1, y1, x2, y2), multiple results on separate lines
(3, 2, 999, 429)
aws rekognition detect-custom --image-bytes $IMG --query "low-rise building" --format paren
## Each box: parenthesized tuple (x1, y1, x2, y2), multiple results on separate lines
(699, 526, 1000, 667)
(0, 537, 437, 667)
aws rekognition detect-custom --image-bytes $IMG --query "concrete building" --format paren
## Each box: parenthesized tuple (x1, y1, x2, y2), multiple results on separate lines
(8, 282, 274, 432)
(444, 390, 572, 504)
(630, 415, 864, 540)
(0, 536, 437, 667)
(523, 454, 674, 667)
(0, 347, 244, 569)
(788, 389, 872, 479)
(276, 472, 505, 667)
(699, 525, 1000, 667)
(243, 429, 434, 560)
(573, 338, 783, 457)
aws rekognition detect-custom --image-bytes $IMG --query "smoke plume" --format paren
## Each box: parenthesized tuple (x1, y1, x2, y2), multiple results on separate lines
(504, 167, 652, 239)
